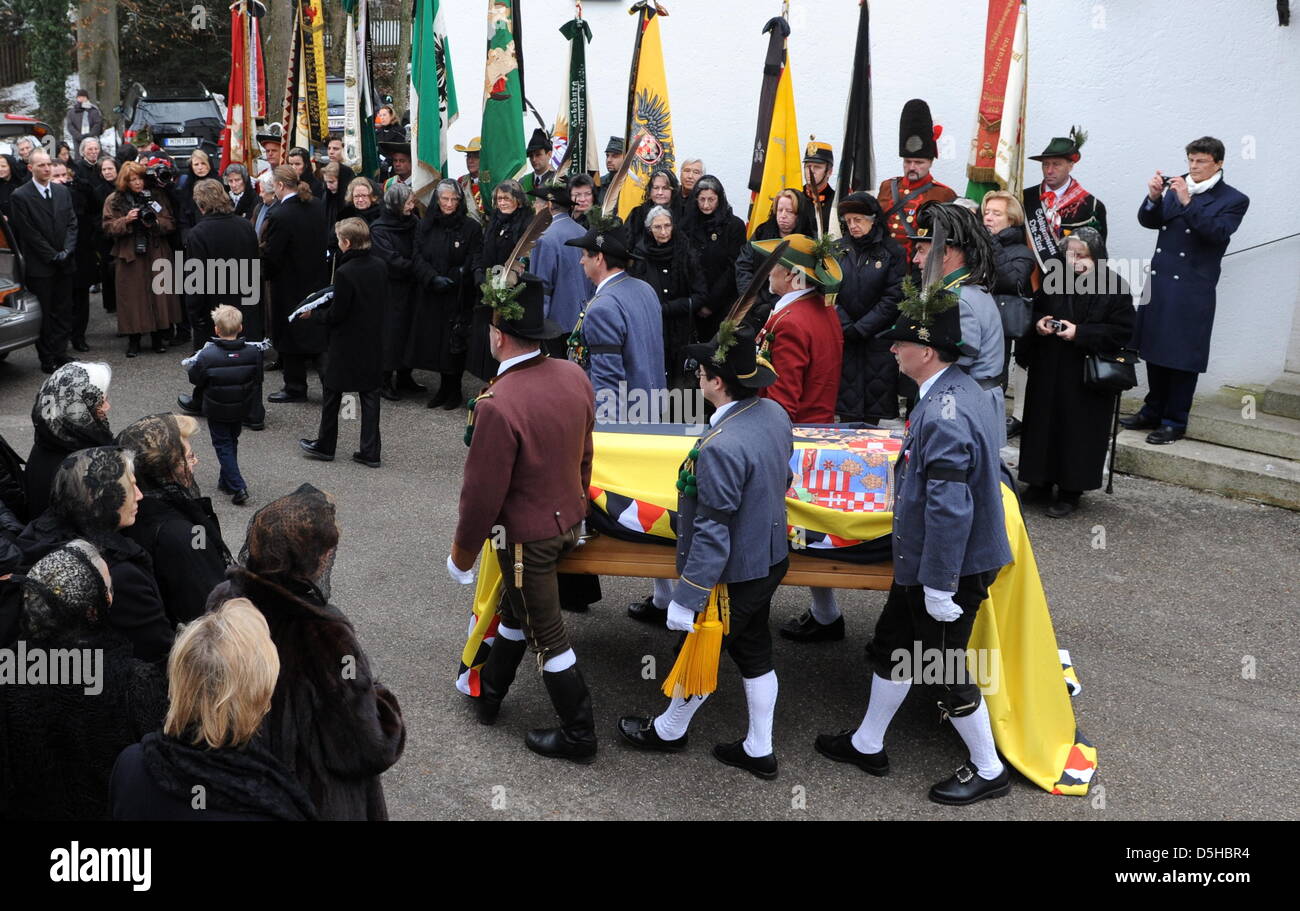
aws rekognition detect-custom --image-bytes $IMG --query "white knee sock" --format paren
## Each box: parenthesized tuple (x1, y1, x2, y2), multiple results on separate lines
(495, 622, 526, 641)
(809, 587, 842, 624)
(542, 648, 576, 673)
(653, 694, 708, 740)
(651, 578, 673, 610)
(742, 670, 779, 758)
(851, 674, 912, 755)
(949, 701, 1005, 780)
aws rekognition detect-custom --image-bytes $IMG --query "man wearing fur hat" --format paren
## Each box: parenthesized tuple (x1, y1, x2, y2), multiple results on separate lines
(815, 288, 1013, 805)
(617, 321, 793, 780)
(1022, 128, 1108, 270)
(877, 100, 957, 267)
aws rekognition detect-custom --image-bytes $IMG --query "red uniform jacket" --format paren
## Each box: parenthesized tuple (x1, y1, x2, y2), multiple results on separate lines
(453, 354, 595, 553)
(876, 175, 957, 263)
(758, 292, 844, 424)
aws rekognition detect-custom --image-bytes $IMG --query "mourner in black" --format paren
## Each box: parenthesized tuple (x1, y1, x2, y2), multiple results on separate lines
(370, 183, 425, 400)
(10, 150, 78, 373)
(681, 175, 746, 343)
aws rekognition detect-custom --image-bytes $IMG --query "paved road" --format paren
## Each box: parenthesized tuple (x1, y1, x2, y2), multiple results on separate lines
(2, 303, 1296, 820)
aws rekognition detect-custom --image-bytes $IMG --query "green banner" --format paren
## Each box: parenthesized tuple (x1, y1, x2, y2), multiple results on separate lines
(480, 0, 526, 203)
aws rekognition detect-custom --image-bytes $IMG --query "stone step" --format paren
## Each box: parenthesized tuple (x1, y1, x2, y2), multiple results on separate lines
(1114, 430, 1300, 511)
(1179, 400, 1300, 462)
(1263, 376, 1300, 421)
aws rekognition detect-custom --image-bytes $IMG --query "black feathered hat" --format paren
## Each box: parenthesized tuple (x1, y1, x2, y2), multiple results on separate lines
(527, 128, 553, 154)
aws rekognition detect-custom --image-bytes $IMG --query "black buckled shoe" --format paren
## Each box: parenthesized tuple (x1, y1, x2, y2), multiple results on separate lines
(231, 488, 249, 506)
(928, 763, 1011, 806)
(627, 596, 667, 625)
(526, 666, 598, 764)
(1145, 425, 1185, 445)
(617, 715, 688, 752)
(299, 439, 335, 461)
(475, 636, 528, 725)
(1119, 413, 1159, 431)
(779, 610, 845, 642)
(814, 730, 889, 776)
(712, 739, 778, 780)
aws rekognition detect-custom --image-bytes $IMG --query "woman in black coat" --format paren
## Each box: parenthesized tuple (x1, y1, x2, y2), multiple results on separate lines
(25, 361, 115, 519)
(0, 153, 24, 218)
(982, 190, 1037, 422)
(204, 484, 405, 820)
(467, 179, 530, 382)
(17, 447, 175, 663)
(626, 167, 683, 255)
(734, 188, 817, 328)
(681, 175, 746, 342)
(0, 541, 168, 820)
(410, 178, 483, 409)
(92, 156, 120, 314)
(1016, 228, 1135, 516)
(834, 192, 907, 423)
(338, 177, 381, 225)
(67, 167, 101, 351)
(630, 204, 707, 395)
(261, 181, 331, 391)
(116, 413, 232, 625)
(223, 163, 256, 219)
(370, 182, 424, 399)
(110, 598, 317, 821)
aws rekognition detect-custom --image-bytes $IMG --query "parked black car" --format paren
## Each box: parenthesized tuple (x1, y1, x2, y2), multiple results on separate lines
(117, 82, 225, 171)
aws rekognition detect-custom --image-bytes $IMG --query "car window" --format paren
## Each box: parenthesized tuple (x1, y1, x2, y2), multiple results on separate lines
(327, 82, 345, 106)
(134, 100, 222, 129)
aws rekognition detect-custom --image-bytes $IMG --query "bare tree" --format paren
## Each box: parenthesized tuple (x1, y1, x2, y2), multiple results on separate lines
(392, 4, 409, 114)
(325, 0, 347, 76)
(75, 0, 120, 126)
(264, 0, 297, 123)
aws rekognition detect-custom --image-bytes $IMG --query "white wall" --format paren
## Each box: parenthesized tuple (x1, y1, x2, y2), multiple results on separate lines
(438, 0, 1300, 392)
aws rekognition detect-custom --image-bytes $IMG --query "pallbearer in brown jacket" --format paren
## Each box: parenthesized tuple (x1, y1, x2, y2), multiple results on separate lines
(448, 273, 599, 763)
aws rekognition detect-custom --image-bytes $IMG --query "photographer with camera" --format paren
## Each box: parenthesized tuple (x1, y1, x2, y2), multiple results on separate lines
(102, 161, 181, 357)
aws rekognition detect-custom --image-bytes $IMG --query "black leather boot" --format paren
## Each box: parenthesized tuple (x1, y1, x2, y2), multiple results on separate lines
(526, 665, 597, 763)
(126, 334, 141, 358)
(150, 331, 168, 354)
(475, 636, 528, 725)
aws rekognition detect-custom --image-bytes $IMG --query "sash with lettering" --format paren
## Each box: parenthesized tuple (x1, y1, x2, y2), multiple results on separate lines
(1025, 179, 1089, 269)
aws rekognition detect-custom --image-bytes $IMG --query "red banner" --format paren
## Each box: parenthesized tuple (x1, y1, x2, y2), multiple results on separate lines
(969, 0, 1019, 183)
(220, 7, 253, 173)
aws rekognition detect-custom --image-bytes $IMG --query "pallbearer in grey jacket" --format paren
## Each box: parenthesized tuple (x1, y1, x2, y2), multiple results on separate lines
(617, 321, 794, 780)
(815, 283, 1014, 806)
(907, 202, 1007, 446)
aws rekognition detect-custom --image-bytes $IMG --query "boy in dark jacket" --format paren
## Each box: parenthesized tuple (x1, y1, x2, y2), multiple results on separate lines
(187, 305, 264, 504)
(298, 217, 388, 468)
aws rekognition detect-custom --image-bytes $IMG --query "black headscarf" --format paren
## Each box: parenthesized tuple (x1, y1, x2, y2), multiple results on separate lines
(240, 483, 339, 601)
(115, 413, 198, 501)
(0, 153, 23, 216)
(839, 191, 889, 254)
(683, 174, 734, 234)
(49, 446, 134, 543)
(31, 362, 114, 456)
(17, 540, 110, 644)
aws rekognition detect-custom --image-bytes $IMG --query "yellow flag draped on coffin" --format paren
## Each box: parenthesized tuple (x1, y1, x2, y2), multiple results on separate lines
(456, 430, 1097, 796)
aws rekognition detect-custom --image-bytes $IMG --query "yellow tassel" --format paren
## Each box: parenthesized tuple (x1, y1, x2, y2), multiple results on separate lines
(661, 586, 726, 699)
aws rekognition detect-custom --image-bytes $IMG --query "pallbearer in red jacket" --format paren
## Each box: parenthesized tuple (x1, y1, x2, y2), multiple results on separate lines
(448, 273, 599, 764)
(750, 233, 844, 424)
(877, 99, 957, 268)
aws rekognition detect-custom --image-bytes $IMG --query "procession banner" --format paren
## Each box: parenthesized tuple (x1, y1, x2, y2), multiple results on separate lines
(219, 3, 254, 173)
(248, 0, 267, 120)
(299, 0, 329, 144)
(281, 4, 300, 146)
(552, 13, 598, 177)
(411, 0, 459, 204)
(747, 52, 800, 236)
(747, 12, 788, 195)
(480, 0, 526, 202)
(838, 0, 875, 199)
(618, 2, 675, 221)
(965, 0, 1028, 202)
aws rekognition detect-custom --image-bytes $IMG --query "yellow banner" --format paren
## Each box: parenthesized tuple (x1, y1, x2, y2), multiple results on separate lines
(300, 0, 330, 144)
(747, 57, 801, 237)
(618, 8, 675, 220)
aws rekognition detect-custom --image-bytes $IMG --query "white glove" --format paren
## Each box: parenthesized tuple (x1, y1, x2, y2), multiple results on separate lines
(666, 601, 696, 633)
(446, 554, 476, 585)
(923, 586, 962, 622)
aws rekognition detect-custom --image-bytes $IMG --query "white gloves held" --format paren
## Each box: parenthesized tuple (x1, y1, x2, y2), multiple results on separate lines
(666, 601, 696, 632)
(923, 586, 963, 623)
(446, 554, 476, 585)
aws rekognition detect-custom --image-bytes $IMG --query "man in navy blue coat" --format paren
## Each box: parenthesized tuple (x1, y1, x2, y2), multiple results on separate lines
(1123, 137, 1249, 444)
(815, 293, 1013, 805)
(527, 182, 592, 357)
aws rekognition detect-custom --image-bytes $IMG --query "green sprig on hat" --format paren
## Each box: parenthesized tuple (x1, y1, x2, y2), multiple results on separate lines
(711, 320, 738, 366)
(897, 276, 959, 326)
(480, 270, 527, 322)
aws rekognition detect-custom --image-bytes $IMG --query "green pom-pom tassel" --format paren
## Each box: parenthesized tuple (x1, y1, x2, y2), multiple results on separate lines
(676, 478, 686, 492)
(684, 484, 697, 497)
(463, 428, 473, 447)
(688, 447, 700, 460)
(686, 473, 696, 485)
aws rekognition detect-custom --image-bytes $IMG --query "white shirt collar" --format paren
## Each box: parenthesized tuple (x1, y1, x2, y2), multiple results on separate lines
(917, 365, 954, 404)
(496, 348, 541, 377)
(710, 400, 739, 427)
(34, 179, 52, 194)
(595, 270, 625, 295)
(773, 288, 812, 314)
(280, 191, 297, 202)
(1043, 175, 1072, 197)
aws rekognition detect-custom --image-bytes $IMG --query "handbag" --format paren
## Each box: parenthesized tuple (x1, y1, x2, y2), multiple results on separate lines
(994, 293, 1033, 339)
(1084, 347, 1140, 393)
